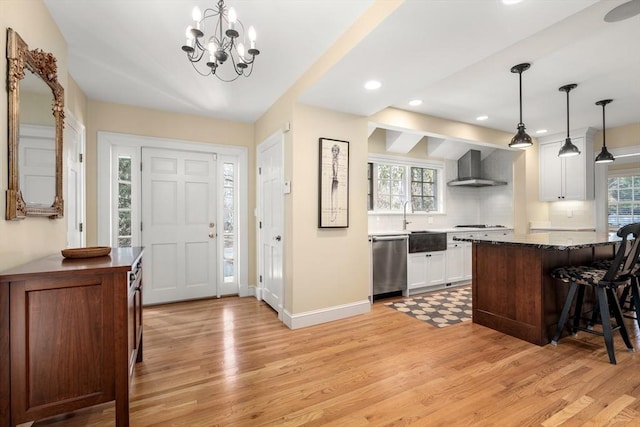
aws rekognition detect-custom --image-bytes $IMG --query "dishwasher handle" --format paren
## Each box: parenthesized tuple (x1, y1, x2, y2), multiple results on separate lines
(371, 235, 409, 242)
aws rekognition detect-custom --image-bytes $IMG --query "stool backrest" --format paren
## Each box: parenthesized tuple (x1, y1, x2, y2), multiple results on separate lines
(604, 223, 640, 282)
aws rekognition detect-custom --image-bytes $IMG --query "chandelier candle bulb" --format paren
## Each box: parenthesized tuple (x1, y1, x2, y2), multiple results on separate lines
(185, 26, 194, 49)
(228, 7, 237, 30)
(192, 6, 202, 29)
(248, 26, 256, 49)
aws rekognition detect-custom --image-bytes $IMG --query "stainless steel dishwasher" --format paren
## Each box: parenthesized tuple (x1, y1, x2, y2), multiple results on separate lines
(371, 234, 408, 299)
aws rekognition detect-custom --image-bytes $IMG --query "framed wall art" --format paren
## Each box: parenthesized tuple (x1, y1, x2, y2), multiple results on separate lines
(318, 137, 349, 228)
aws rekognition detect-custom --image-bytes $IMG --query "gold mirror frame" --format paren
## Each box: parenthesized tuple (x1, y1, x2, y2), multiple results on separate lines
(6, 28, 64, 220)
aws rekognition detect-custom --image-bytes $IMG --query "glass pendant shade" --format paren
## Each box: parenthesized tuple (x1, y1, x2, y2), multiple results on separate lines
(594, 99, 615, 164)
(509, 63, 532, 149)
(558, 84, 580, 158)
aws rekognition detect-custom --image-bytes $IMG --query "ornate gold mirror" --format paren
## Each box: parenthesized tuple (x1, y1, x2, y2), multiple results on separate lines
(6, 28, 64, 219)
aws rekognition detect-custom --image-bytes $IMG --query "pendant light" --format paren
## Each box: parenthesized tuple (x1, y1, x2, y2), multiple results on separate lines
(595, 99, 615, 164)
(558, 83, 581, 157)
(509, 63, 533, 148)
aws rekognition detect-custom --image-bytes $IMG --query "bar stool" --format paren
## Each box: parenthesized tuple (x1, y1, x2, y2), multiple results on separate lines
(550, 222, 640, 364)
(591, 231, 640, 328)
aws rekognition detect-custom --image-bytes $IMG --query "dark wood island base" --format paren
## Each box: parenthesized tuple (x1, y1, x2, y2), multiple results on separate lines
(457, 233, 619, 346)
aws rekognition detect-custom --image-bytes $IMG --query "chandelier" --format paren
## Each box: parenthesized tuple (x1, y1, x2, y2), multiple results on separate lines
(181, 0, 260, 82)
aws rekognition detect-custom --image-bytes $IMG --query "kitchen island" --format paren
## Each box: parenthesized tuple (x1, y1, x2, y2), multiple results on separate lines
(454, 232, 620, 345)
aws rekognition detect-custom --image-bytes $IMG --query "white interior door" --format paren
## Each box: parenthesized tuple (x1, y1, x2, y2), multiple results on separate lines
(142, 148, 218, 305)
(65, 112, 85, 248)
(257, 134, 284, 315)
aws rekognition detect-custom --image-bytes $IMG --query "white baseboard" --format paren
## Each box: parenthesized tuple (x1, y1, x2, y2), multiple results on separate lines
(282, 300, 371, 329)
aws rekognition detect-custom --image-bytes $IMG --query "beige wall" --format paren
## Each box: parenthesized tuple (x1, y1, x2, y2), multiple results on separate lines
(593, 123, 640, 151)
(66, 75, 88, 125)
(85, 100, 257, 282)
(0, 0, 69, 270)
(289, 104, 370, 313)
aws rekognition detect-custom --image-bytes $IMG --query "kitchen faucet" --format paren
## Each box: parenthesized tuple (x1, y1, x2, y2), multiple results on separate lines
(403, 200, 411, 230)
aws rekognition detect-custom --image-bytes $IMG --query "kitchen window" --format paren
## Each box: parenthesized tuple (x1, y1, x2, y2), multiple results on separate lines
(608, 171, 640, 227)
(368, 156, 443, 213)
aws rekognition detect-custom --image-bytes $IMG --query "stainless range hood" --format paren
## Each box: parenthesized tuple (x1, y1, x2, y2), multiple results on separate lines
(447, 149, 507, 187)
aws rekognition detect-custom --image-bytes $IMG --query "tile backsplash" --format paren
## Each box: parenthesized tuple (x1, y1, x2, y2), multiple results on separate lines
(368, 150, 515, 232)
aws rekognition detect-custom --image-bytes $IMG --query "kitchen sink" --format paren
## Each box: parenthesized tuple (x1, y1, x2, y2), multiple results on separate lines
(408, 231, 447, 253)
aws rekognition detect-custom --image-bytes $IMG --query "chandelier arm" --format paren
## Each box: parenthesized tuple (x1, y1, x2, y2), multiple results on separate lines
(187, 47, 206, 63)
(191, 61, 213, 77)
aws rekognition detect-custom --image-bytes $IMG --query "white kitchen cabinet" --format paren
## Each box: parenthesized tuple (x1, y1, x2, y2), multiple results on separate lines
(463, 242, 472, 280)
(407, 251, 446, 290)
(538, 129, 595, 201)
(446, 242, 465, 283)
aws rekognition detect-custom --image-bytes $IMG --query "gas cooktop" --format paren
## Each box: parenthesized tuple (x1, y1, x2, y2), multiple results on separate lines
(455, 224, 506, 228)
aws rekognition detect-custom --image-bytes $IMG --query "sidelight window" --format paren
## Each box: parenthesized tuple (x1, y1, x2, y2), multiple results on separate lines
(117, 156, 132, 247)
(222, 162, 236, 283)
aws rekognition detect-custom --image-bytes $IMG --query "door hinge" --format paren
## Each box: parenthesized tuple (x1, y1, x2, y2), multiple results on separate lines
(79, 222, 83, 232)
(259, 275, 262, 283)
(259, 221, 262, 229)
(140, 162, 143, 172)
(140, 222, 143, 232)
(258, 167, 262, 175)
(79, 153, 83, 163)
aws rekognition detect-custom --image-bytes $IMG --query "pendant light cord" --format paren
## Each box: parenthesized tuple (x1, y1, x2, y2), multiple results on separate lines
(601, 103, 607, 147)
(518, 71, 523, 125)
(566, 89, 570, 139)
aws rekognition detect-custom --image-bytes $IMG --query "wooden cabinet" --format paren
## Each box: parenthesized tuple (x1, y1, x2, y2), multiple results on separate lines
(407, 251, 446, 291)
(0, 247, 143, 427)
(538, 129, 595, 201)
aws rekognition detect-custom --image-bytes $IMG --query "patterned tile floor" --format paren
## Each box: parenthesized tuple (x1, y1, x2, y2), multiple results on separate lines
(384, 286, 472, 328)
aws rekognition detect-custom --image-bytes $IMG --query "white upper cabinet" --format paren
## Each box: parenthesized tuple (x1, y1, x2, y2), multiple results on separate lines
(538, 128, 595, 201)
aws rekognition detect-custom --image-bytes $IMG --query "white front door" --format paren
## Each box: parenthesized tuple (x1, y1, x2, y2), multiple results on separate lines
(142, 147, 218, 305)
(257, 133, 284, 316)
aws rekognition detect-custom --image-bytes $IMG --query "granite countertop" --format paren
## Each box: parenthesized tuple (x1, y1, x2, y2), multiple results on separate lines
(453, 231, 620, 250)
(369, 227, 512, 237)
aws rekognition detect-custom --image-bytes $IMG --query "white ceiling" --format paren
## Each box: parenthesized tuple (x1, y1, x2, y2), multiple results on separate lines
(44, 0, 640, 146)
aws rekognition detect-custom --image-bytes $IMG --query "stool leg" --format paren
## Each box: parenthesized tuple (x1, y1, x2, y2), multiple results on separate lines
(588, 286, 599, 330)
(619, 285, 631, 311)
(632, 276, 640, 329)
(552, 282, 578, 345)
(597, 286, 617, 364)
(608, 287, 633, 352)
(572, 285, 586, 333)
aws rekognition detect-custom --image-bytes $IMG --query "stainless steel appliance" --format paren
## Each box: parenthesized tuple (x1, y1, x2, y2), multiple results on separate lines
(371, 235, 408, 299)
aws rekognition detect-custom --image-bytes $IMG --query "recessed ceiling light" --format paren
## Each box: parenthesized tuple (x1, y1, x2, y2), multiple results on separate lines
(408, 99, 423, 106)
(536, 129, 548, 134)
(502, 0, 524, 5)
(364, 80, 381, 90)
(476, 115, 488, 121)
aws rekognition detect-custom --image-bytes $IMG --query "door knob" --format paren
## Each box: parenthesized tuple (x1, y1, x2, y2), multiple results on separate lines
(209, 232, 216, 238)
(274, 235, 282, 241)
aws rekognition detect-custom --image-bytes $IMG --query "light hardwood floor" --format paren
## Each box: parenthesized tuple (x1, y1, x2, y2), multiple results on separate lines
(33, 294, 640, 426)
